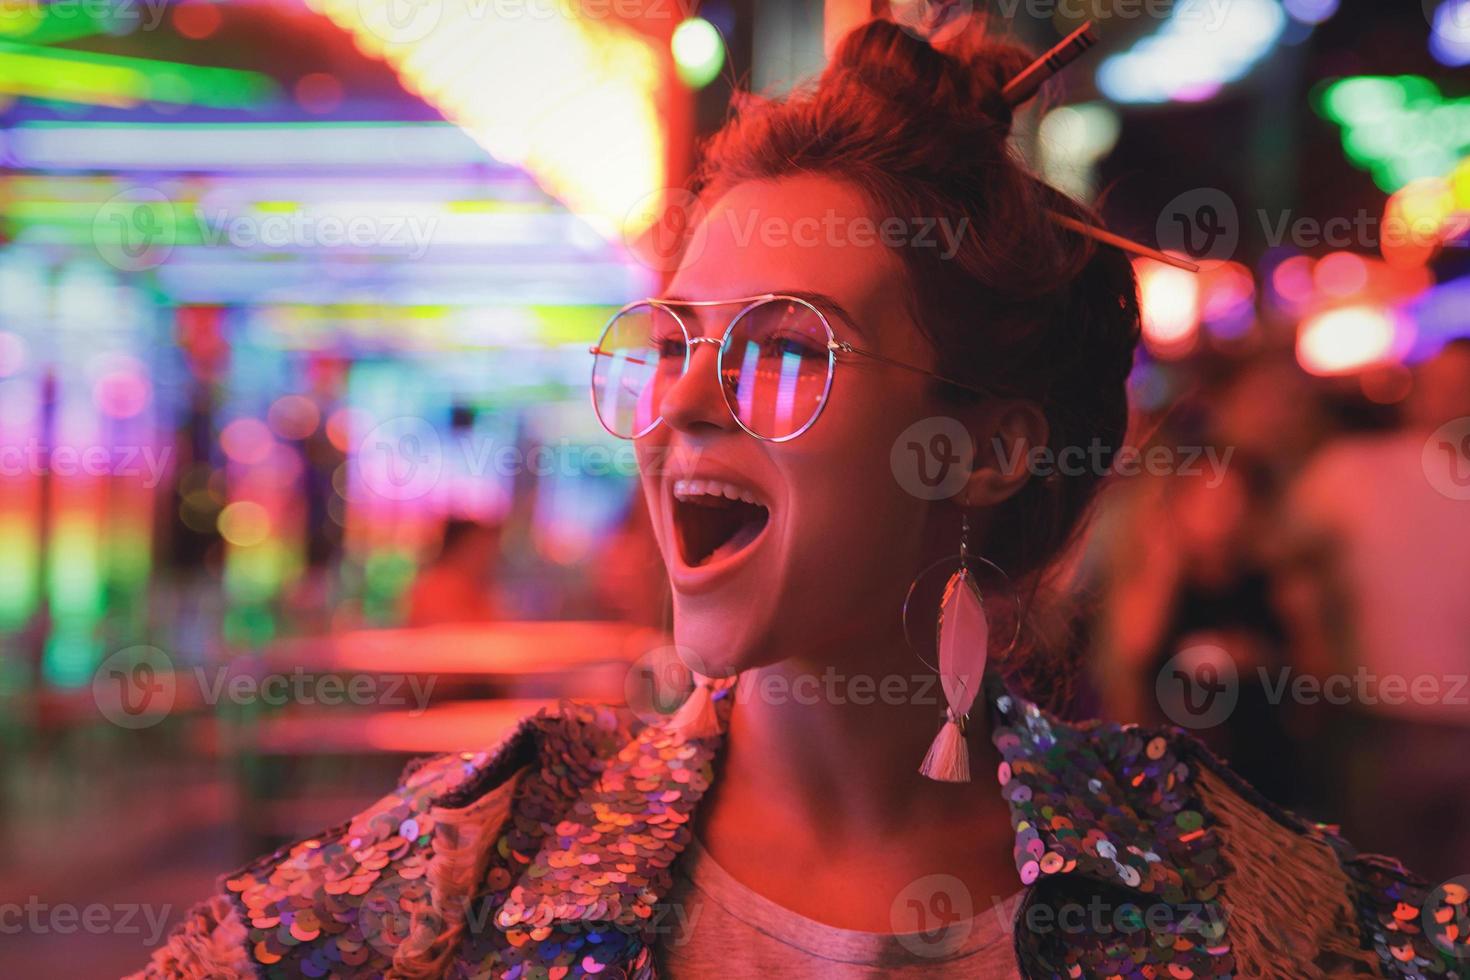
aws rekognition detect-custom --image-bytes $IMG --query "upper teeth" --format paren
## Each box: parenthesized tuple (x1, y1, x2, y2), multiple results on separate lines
(673, 478, 760, 505)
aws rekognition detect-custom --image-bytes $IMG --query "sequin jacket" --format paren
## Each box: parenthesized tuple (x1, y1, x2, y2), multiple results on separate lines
(133, 679, 1467, 980)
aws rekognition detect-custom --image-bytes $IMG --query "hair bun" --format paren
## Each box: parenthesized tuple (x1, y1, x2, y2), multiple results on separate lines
(824, 17, 1032, 138)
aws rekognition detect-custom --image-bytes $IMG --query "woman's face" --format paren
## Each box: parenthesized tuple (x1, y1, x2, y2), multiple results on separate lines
(634, 175, 956, 677)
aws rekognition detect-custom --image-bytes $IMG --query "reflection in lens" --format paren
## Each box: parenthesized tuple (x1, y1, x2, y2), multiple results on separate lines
(723, 299, 832, 439)
(591, 303, 683, 438)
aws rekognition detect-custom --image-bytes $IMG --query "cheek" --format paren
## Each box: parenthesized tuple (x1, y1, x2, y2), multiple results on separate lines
(775, 375, 935, 576)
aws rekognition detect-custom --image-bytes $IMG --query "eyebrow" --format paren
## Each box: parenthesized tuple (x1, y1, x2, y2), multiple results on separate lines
(654, 289, 867, 338)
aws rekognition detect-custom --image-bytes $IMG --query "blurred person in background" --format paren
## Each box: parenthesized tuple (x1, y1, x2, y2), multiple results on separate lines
(404, 517, 505, 626)
(133, 19, 1463, 979)
(1098, 454, 1308, 809)
(1285, 337, 1470, 872)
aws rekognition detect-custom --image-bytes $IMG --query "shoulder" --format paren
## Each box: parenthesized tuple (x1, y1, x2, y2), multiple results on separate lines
(1043, 712, 1465, 977)
(132, 700, 648, 979)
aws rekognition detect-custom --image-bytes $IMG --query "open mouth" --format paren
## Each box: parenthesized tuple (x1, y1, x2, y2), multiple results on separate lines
(671, 478, 771, 569)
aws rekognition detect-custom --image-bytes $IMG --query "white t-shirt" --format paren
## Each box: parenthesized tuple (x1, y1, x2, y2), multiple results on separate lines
(656, 835, 1025, 978)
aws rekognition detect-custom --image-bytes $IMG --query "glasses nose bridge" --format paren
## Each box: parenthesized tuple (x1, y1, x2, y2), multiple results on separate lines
(659, 331, 735, 435)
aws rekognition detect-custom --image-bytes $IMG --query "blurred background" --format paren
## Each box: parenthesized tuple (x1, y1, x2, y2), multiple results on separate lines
(1, 0, 1467, 972)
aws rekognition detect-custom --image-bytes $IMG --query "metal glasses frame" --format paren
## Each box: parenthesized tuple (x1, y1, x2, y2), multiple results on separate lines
(588, 293, 989, 443)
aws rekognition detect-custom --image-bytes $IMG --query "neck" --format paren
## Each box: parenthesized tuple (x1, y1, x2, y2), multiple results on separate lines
(711, 628, 1010, 846)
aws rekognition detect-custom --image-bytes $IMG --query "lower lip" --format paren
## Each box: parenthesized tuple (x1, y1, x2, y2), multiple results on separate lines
(667, 496, 773, 597)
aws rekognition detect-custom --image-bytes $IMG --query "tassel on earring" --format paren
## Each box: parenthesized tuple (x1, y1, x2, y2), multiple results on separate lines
(666, 673, 725, 739)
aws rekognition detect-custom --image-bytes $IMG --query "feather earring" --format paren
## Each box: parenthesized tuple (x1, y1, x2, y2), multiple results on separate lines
(904, 513, 1020, 782)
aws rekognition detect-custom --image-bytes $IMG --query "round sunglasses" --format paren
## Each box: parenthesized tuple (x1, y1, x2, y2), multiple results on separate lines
(589, 293, 987, 443)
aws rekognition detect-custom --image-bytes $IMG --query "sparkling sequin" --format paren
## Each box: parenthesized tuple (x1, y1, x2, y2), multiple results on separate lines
(206, 674, 1458, 980)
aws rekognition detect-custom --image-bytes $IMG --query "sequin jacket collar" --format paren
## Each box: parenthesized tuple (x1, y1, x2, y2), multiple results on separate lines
(137, 676, 1467, 980)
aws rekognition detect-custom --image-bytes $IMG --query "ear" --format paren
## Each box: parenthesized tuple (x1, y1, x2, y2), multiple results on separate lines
(959, 399, 1048, 508)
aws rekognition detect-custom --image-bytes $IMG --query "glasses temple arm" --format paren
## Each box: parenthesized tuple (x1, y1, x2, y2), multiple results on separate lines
(832, 341, 990, 396)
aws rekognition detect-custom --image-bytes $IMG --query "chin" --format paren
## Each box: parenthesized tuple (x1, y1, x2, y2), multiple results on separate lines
(669, 590, 774, 678)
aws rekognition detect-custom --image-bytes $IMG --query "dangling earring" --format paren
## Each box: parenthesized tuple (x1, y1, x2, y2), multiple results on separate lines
(902, 513, 1020, 782)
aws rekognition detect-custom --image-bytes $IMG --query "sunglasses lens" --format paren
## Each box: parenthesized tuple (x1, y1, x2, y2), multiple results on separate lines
(591, 303, 685, 438)
(722, 299, 833, 440)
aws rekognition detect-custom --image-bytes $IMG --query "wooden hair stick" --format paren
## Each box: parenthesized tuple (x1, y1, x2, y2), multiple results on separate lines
(1048, 212, 1202, 272)
(999, 21, 1201, 273)
(1003, 21, 1098, 107)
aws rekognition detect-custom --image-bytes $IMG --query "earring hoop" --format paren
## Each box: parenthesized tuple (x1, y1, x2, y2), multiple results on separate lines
(901, 516, 1021, 675)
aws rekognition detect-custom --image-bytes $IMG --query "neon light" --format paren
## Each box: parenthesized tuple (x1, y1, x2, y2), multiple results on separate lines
(672, 18, 724, 89)
(0, 40, 276, 109)
(775, 350, 800, 434)
(1297, 306, 1402, 375)
(1097, 0, 1286, 105)
(736, 340, 758, 425)
(314, 0, 666, 241)
(1317, 76, 1470, 192)
(1430, 0, 1470, 67)
(1136, 258, 1200, 357)
(6, 122, 492, 170)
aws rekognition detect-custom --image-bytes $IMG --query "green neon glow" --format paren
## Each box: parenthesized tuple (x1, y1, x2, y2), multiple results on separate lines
(0, 0, 113, 46)
(0, 514, 40, 630)
(0, 40, 276, 108)
(671, 17, 724, 90)
(1317, 76, 1470, 193)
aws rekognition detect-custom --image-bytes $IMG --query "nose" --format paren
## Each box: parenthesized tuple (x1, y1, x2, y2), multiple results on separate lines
(659, 337, 738, 436)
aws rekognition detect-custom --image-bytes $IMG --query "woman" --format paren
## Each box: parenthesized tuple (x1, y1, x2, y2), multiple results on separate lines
(134, 19, 1462, 979)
